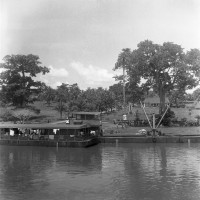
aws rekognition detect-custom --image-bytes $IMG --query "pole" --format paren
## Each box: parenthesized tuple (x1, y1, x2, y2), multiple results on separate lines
(123, 66, 126, 109)
(152, 113, 155, 129)
(152, 113, 156, 137)
(156, 105, 170, 129)
(140, 101, 152, 129)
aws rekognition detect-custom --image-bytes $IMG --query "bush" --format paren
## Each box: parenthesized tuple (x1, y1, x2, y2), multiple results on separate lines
(195, 115, 200, 126)
(27, 106, 41, 114)
(158, 108, 175, 127)
(0, 101, 6, 107)
(0, 110, 15, 121)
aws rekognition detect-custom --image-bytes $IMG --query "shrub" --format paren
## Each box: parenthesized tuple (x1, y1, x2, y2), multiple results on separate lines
(157, 108, 175, 127)
(195, 115, 200, 126)
(0, 110, 15, 121)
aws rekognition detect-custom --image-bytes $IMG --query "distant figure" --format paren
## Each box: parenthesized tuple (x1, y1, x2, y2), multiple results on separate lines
(122, 114, 127, 128)
(135, 110, 139, 119)
(10, 129, 14, 136)
(80, 131, 84, 136)
(66, 118, 70, 124)
(123, 114, 127, 121)
(90, 130, 96, 136)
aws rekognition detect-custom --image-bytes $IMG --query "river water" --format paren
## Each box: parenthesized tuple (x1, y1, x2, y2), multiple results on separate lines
(0, 143, 200, 200)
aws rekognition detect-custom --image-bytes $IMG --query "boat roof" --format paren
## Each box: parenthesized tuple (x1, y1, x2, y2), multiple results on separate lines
(72, 112, 101, 115)
(0, 123, 88, 129)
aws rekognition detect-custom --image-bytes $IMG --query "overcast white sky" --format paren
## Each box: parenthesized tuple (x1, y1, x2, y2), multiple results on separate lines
(0, 0, 200, 89)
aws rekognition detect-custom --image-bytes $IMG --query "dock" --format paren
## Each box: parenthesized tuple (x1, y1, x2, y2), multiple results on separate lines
(99, 135, 200, 143)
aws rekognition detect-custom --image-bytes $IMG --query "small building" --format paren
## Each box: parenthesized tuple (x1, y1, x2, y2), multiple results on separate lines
(144, 96, 170, 107)
(180, 101, 195, 108)
(194, 101, 200, 110)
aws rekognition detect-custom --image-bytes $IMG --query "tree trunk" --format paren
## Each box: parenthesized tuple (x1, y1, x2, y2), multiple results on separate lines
(60, 100, 63, 119)
(175, 98, 178, 108)
(21, 66, 26, 107)
(159, 86, 166, 114)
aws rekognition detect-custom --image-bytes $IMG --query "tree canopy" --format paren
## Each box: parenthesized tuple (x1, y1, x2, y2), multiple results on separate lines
(39, 85, 56, 106)
(114, 40, 200, 113)
(0, 54, 49, 107)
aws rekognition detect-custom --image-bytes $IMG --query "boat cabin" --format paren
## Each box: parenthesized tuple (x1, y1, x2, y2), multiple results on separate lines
(71, 112, 101, 121)
(0, 122, 98, 141)
(0, 112, 102, 144)
(69, 112, 102, 134)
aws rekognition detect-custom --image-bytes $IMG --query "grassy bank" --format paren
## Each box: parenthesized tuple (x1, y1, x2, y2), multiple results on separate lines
(102, 106, 200, 122)
(0, 101, 199, 136)
(0, 101, 199, 123)
(102, 122, 200, 136)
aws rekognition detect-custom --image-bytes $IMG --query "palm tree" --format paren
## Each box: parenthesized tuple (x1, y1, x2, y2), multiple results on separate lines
(55, 84, 70, 119)
(40, 86, 55, 106)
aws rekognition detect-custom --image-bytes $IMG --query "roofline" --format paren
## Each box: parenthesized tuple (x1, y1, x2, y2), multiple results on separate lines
(72, 112, 101, 115)
(0, 123, 88, 129)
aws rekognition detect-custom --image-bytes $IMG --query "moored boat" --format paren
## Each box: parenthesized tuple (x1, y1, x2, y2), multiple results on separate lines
(0, 112, 102, 148)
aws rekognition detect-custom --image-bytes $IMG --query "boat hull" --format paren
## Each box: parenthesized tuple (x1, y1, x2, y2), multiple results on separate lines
(0, 137, 99, 148)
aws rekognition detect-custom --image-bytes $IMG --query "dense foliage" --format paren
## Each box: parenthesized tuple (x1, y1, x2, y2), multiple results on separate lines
(114, 41, 200, 113)
(0, 43, 200, 118)
(0, 54, 49, 107)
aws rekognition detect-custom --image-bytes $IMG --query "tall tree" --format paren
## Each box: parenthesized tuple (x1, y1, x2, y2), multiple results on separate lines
(81, 88, 100, 111)
(67, 83, 82, 112)
(39, 85, 56, 106)
(69, 91, 86, 111)
(102, 90, 115, 112)
(114, 41, 200, 113)
(109, 83, 123, 108)
(0, 54, 49, 107)
(55, 83, 70, 119)
(114, 48, 145, 106)
(114, 48, 132, 107)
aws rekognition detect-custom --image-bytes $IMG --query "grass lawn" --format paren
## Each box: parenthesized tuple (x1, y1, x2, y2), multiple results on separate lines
(0, 101, 64, 123)
(103, 107, 200, 122)
(102, 107, 200, 136)
(102, 122, 200, 136)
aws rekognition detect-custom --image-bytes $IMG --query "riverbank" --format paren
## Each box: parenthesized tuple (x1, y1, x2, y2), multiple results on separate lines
(99, 135, 200, 143)
(100, 123, 200, 143)
(102, 122, 200, 136)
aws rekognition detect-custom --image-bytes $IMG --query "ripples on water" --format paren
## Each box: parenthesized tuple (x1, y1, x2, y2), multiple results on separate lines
(0, 143, 200, 200)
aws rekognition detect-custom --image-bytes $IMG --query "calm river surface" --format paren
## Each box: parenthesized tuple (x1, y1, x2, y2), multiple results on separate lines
(0, 143, 200, 200)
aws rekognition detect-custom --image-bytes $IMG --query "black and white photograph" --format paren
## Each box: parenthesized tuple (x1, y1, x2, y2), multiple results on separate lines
(0, 0, 200, 199)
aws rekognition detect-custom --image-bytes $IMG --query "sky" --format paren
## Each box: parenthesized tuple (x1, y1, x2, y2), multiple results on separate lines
(0, 0, 200, 90)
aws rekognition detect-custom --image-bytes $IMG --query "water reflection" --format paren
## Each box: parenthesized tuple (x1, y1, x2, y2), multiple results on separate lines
(0, 146, 102, 200)
(0, 144, 200, 200)
(100, 143, 200, 200)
